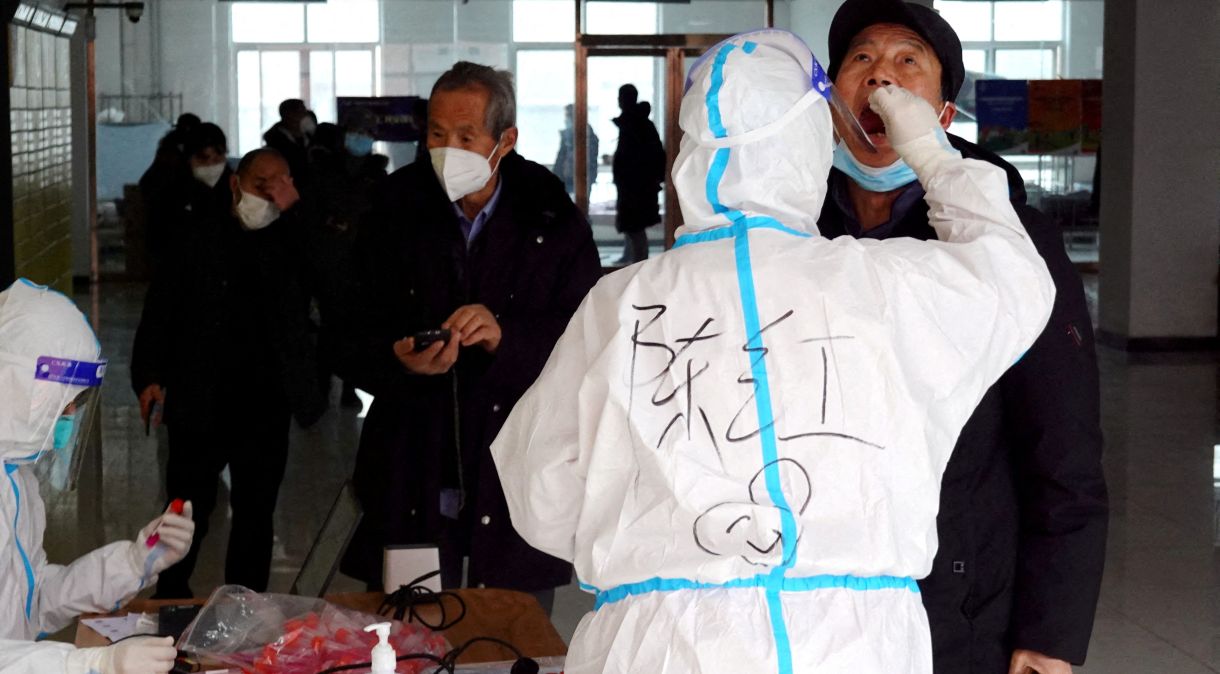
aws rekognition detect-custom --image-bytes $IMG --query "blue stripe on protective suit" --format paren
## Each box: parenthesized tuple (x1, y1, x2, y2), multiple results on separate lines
(5, 464, 36, 620)
(673, 217, 810, 248)
(582, 573, 919, 610)
(708, 40, 799, 674)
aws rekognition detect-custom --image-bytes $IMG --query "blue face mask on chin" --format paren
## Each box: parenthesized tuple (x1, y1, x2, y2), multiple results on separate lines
(52, 414, 76, 451)
(831, 141, 919, 193)
(345, 134, 375, 157)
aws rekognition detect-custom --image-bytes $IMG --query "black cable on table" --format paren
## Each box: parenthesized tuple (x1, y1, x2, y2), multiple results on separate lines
(314, 634, 540, 674)
(378, 570, 468, 631)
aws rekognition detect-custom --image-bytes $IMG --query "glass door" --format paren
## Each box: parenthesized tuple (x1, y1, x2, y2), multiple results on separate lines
(584, 54, 667, 264)
(576, 43, 713, 263)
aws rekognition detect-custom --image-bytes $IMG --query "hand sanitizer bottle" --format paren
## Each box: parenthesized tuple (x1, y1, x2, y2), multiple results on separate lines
(364, 622, 397, 674)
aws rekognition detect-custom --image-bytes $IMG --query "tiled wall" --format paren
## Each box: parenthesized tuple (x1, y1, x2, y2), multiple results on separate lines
(10, 25, 74, 292)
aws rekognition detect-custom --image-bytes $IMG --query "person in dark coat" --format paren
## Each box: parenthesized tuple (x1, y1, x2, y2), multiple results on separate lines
(338, 62, 602, 613)
(263, 98, 312, 189)
(137, 113, 202, 273)
(308, 109, 389, 406)
(819, 1, 1108, 672)
(611, 84, 665, 264)
(131, 147, 327, 599)
(554, 103, 599, 203)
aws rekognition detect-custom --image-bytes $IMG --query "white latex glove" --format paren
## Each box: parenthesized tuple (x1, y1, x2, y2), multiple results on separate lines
(64, 636, 177, 674)
(128, 501, 195, 579)
(868, 84, 958, 181)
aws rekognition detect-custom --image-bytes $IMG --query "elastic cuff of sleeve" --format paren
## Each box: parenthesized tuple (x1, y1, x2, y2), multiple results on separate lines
(65, 646, 106, 674)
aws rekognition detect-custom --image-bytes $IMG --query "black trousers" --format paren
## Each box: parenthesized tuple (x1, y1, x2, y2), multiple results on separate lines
(619, 230, 649, 263)
(154, 399, 292, 598)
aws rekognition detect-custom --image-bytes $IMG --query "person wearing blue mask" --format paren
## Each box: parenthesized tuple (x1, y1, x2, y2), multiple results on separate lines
(0, 279, 195, 674)
(819, 2, 1108, 673)
(307, 107, 391, 408)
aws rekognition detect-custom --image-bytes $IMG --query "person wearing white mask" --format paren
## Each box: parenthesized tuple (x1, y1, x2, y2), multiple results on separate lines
(182, 123, 232, 224)
(263, 99, 312, 187)
(0, 278, 195, 674)
(186, 123, 229, 191)
(139, 116, 215, 275)
(491, 29, 1054, 673)
(132, 148, 327, 599)
(337, 61, 601, 613)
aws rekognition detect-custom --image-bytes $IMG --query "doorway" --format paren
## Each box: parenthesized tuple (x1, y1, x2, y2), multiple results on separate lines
(582, 53, 667, 263)
(575, 40, 725, 259)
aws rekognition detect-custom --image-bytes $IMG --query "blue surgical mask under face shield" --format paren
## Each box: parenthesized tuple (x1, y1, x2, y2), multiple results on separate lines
(52, 413, 77, 451)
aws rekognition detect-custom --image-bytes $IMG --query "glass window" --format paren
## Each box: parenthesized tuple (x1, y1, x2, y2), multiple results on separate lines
(948, 118, 977, 144)
(962, 49, 987, 74)
(236, 50, 263, 155)
(12, 27, 26, 88)
(994, 0, 1063, 42)
(936, 1, 992, 42)
(657, 0, 763, 35)
(335, 50, 375, 97)
(261, 51, 302, 141)
(310, 51, 336, 123)
(513, 0, 575, 43)
(306, 0, 380, 44)
(515, 49, 575, 165)
(994, 48, 1056, 79)
(585, 1, 658, 35)
(231, 3, 305, 44)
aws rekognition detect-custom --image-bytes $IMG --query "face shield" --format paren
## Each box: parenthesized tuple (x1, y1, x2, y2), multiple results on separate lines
(29, 355, 106, 492)
(684, 33, 877, 157)
(674, 29, 870, 235)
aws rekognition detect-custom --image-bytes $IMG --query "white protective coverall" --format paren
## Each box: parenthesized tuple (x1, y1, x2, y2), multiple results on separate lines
(492, 30, 1055, 674)
(0, 279, 190, 674)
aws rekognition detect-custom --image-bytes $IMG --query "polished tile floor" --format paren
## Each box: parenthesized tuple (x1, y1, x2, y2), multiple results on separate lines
(38, 277, 1220, 673)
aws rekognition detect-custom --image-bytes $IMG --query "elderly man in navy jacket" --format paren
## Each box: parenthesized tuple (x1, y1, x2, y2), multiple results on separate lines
(819, 1, 1108, 673)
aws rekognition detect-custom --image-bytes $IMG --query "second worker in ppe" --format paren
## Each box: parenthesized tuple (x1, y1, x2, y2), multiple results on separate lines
(492, 30, 1054, 673)
(0, 279, 195, 674)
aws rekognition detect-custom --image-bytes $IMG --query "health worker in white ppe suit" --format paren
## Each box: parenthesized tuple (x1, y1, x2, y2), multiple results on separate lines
(492, 29, 1054, 674)
(0, 279, 195, 674)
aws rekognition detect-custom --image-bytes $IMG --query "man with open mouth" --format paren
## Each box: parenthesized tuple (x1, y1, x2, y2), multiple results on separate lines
(819, 1, 1108, 673)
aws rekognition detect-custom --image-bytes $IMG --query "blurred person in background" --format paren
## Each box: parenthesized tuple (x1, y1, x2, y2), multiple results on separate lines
(264, 99, 313, 187)
(553, 103, 599, 204)
(308, 108, 389, 407)
(611, 84, 665, 265)
(138, 113, 203, 273)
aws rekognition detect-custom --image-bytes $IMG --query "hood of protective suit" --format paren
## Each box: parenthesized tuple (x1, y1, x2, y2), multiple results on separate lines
(0, 280, 101, 462)
(673, 30, 834, 236)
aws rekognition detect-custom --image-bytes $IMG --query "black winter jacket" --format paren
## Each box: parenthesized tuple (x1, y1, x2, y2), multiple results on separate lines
(818, 135, 1108, 673)
(339, 152, 603, 591)
(131, 183, 327, 430)
(611, 105, 665, 233)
